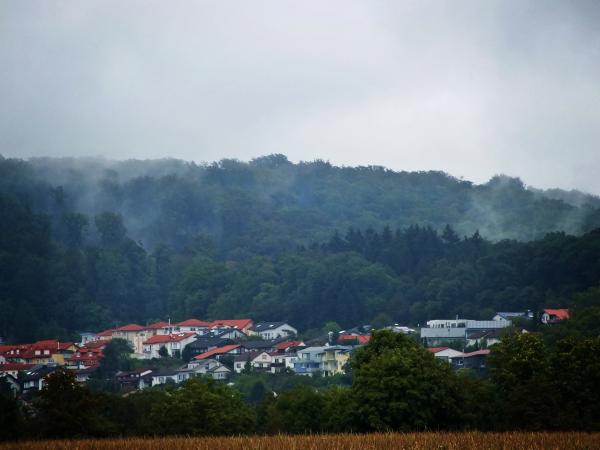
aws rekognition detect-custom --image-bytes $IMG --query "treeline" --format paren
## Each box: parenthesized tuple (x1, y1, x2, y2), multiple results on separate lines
(2, 154, 600, 341)
(3, 189, 600, 341)
(3, 330, 600, 440)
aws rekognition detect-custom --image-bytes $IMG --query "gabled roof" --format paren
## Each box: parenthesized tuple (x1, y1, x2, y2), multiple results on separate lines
(427, 347, 450, 353)
(338, 334, 370, 344)
(143, 333, 196, 345)
(275, 340, 305, 351)
(114, 324, 145, 332)
(543, 309, 570, 320)
(210, 319, 253, 330)
(146, 321, 170, 330)
(31, 340, 73, 350)
(250, 321, 288, 332)
(176, 319, 213, 327)
(234, 351, 270, 362)
(194, 344, 240, 360)
(78, 340, 107, 350)
(96, 328, 115, 337)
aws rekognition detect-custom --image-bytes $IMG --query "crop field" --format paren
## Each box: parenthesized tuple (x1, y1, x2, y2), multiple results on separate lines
(2, 432, 600, 450)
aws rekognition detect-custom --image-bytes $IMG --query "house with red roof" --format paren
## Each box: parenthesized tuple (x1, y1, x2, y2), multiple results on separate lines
(96, 328, 115, 340)
(233, 351, 273, 373)
(463, 349, 491, 370)
(274, 340, 305, 353)
(16, 340, 76, 366)
(67, 344, 105, 369)
(194, 344, 241, 361)
(145, 321, 171, 335)
(338, 333, 371, 345)
(210, 319, 254, 333)
(428, 347, 465, 368)
(142, 333, 196, 358)
(541, 308, 570, 324)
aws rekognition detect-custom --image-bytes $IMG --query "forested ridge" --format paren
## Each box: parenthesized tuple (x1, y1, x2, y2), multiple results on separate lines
(2, 154, 600, 342)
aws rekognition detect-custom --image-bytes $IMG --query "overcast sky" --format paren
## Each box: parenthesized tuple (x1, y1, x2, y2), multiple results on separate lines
(1, 1, 599, 192)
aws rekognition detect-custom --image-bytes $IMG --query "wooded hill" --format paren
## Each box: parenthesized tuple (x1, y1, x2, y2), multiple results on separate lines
(1, 154, 600, 342)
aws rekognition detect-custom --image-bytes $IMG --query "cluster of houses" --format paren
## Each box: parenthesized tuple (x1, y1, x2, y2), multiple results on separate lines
(419, 308, 570, 369)
(0, 318, 371, 397)
(0, 308, 570, 397)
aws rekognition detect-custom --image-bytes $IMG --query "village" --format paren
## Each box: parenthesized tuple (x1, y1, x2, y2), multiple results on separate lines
(0, 308, 570, 398)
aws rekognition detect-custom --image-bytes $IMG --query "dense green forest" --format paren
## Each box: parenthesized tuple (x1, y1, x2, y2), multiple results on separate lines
(1, 154, 600, 342)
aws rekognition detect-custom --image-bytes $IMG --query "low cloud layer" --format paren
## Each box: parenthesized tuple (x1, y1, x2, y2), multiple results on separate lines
(1, 1, 599, 192)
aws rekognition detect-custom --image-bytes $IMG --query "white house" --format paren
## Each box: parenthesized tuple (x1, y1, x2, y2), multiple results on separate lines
(185, 358, 231, 380)
(142, 333, 196, 358)
(249, 322, 298, 340)
(270, 353, 298, 373)
(233, 351, 273, 373)
(151, 369, 179, 386)
(429, 347, 465, 368)
(175, 319, 212, 334)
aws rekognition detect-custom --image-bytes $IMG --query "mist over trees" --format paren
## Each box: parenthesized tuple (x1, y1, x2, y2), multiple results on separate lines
(1, 154, 600, 341)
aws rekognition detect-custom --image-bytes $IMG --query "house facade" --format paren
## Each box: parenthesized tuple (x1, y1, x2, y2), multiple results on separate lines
(142, 333, 196, 358)
(249, 322, 298, 340)
(541, 308, 570, 324)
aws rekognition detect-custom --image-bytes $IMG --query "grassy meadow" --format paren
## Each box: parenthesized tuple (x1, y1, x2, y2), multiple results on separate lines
(2, 432, 599, 450)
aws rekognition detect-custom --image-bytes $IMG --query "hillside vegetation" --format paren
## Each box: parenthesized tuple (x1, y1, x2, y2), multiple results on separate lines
(1, 154, 600, 341)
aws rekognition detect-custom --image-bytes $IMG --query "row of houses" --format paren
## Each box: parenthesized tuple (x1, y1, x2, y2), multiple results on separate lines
(420, 309, 570, 347)
(81, 319, 298, 359)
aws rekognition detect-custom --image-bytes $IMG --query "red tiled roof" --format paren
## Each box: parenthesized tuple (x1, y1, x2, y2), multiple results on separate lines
(275, 340, 304, 351)
(79, 340, 107, 350)
(114, 324, 145, 332)
(31, 340, 60, 350)
(194, 344, 240, 360)
(0, 363, 35, 372)
(210, 319, 253, 330)
(338, 334, 370, 344)
(0, 344, 29, 355)
(176, 319, 212, 327)
(146, 321, 170, 329)
(543, 309, 570, 320)
(96, 328, 115, 337)
(76, 347, 103, 355)
(427, 347, 450, 353)
(144, 333, 196, 345)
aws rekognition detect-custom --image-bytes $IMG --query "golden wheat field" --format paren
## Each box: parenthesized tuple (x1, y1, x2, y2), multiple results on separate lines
(1, 433, 600, 450)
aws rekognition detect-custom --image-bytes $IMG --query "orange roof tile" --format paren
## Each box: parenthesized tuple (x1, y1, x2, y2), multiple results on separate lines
(543, 309, 570, 320)
(144, 333, 196, 345)
(114, 324, 145, 332)
(210, 319, 253, 330)
(176, 319, 212, 327)
(427, 347, 450, 353)
(146, 321, 170, 330)
(194, 344, 240, 360)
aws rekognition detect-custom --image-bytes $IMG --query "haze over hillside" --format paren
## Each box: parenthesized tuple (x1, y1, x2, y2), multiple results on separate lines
(2, 155, 599, 257)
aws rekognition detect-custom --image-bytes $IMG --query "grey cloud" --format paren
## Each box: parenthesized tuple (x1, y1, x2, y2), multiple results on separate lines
(0, 0, 599, 192)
